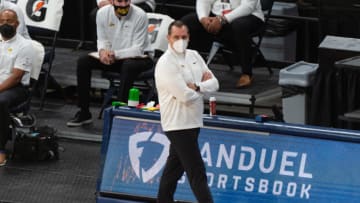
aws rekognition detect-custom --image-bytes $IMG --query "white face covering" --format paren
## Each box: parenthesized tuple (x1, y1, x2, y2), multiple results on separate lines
(172, 39, 188, 53)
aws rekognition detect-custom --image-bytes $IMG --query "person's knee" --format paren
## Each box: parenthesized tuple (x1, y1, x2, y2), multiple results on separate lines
(77, 54, 92, 66)
(181, 12, 196, 22)
(122, 59, 151, 73)
(77, 55, 93, 73)
(0, 97, 10, 108)
(230, 18, 255, 36)
(181, 13, 200, 29)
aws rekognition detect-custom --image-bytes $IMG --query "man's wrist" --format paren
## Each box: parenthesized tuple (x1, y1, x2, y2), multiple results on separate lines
(217, 15, 228, 26)
(194, 83, 200, 92)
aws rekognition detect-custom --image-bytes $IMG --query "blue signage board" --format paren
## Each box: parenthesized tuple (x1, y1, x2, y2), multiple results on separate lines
(99, 108, 360, 203)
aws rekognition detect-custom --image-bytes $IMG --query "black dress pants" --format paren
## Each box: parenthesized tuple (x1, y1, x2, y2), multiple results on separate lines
(157, 128, 213, 203)
(0, 85, 28, 151)
(181, 13, 263, 76)
(76, 54, 153, 112)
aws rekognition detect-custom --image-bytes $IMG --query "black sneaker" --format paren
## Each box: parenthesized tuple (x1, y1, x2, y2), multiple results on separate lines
(67, 111, 93, 127)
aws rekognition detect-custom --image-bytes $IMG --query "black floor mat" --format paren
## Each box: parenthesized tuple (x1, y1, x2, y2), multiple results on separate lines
(0, 139, 100, 203)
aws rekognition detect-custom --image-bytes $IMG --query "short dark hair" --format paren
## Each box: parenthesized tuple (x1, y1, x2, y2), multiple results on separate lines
(168, 20, 189, 35)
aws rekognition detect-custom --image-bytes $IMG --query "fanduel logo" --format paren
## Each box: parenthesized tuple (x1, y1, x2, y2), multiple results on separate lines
(129, 132, 169, 183)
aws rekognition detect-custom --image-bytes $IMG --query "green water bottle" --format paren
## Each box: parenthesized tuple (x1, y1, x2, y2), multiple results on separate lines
(128, 87, 140, 107)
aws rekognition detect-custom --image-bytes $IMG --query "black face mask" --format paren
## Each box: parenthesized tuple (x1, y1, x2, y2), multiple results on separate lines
(0, 24, 16, 39)
(114, 5, 130, 16)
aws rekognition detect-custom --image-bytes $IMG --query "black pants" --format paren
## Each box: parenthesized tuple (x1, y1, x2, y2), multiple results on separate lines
(157, 128, 213, 203)
(181, 13, 263, 76)
(0, 85, 28, 151)
(76, 54, 153, 111)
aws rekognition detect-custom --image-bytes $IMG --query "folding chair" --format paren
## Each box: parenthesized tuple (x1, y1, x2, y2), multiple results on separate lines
(98, 13, 174, 119)
(15, 0, 64, 110)
(206, 0, 274, 75)
(146, 13, 174, 56)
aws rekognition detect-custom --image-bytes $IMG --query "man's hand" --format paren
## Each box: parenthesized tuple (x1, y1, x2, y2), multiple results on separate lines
(108, 51, 115, 63)
(186, 71, 213, 91)
(99, 49, 115, 65)
(98, 0, 111, 8)
(201, 71, 213, 82)
(187, 83, 197, 91)
(207, 17, 222, 34)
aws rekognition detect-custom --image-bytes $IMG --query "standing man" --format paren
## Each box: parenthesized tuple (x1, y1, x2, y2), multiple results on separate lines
(155, 20, 219, 203)
(181, 0, 264, 88)
(67, 0, 153, 127)
(0, 9, 33, 166)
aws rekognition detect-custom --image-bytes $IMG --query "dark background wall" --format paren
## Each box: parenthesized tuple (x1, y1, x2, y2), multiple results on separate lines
(58, 0, 97, 41)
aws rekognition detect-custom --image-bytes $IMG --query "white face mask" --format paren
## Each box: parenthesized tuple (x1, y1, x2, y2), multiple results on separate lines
(172, 39, 188, 53)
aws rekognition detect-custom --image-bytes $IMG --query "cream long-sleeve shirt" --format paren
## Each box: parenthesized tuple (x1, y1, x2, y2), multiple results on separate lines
(96, 4, 151, 59)
(155, 46, 219, 132)
(196, 0, 264, 23)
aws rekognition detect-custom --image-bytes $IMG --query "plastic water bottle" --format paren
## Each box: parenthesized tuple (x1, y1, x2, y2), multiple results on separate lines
(209, 96, 216, 116)
(128, 87, 140, 107)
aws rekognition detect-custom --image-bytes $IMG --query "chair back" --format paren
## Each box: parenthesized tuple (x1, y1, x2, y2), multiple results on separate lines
(9, 39, 45, 116)
(15, 0, 64, 32)
(147, 13, 174, 54)
(15, 0, 64, 109)
(15, 0, 64, 56)
(30, 40, 45, 81)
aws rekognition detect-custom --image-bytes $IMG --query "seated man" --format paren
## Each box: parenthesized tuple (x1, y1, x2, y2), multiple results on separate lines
(181, 0, 264, 88)
(67, 0, 153, 127)
(89, 0, 155, 46)
(0, 9, 33, 166)
(96, 0, 155, 12)
(0, 0, 30, 39)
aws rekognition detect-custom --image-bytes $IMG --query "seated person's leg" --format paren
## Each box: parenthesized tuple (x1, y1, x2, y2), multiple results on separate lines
(0, 151, 5, 165)
(0, 85, 28, 165)
(67, 54, 104, 127)
(220, 15, 263, 87)
(116, 58, 154, 102)
(0, 104, 10, 165)
(0, 106, 8, 164)
(181, 13, 214, 52)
